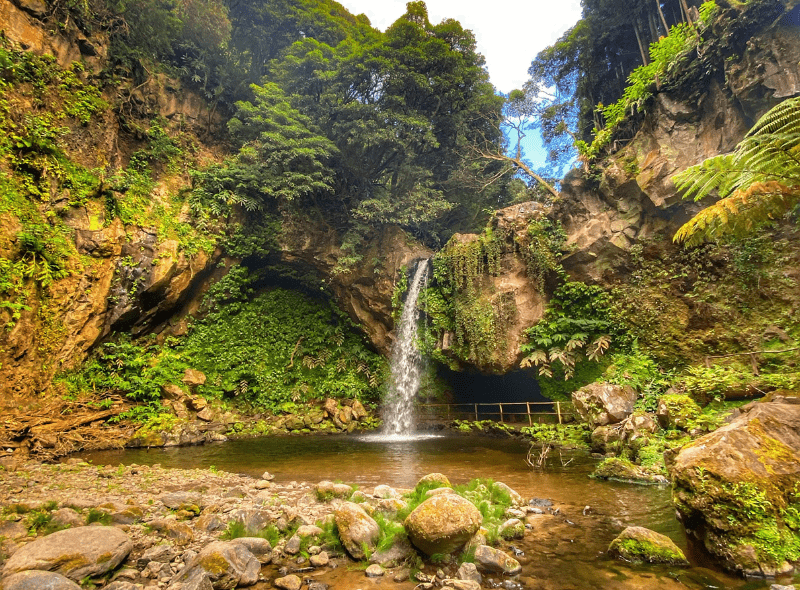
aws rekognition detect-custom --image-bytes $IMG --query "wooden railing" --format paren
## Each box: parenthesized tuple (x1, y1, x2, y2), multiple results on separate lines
(416, 401, 576, 425)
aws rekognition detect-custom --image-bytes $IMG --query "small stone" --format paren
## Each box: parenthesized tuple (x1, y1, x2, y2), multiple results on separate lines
(365, 564, 384, 577)
(310, 551, 329, 567)
(261, 471, 276, 481)
(274, 574, 302, 590)
(456, 562, 481, 584)
(443, 580, 481, 590)
(473, 545, 522, 575)
(284, 535, 301, 555)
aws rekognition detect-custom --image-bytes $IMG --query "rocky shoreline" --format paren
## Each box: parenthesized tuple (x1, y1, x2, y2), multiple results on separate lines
(0, 460, 566, 590)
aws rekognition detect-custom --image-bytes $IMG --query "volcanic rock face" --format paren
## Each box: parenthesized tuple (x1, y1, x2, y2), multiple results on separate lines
(670, 400, 800, 576)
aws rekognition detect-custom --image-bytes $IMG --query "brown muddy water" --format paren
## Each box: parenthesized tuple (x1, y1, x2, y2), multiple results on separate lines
(84, 433, 797, 590)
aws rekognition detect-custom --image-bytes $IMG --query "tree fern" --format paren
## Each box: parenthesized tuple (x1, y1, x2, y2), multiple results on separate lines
(674, 97, 800, 245)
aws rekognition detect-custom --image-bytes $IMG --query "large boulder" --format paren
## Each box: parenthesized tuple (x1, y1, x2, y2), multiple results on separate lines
(171, 541, 260, 589)
(671, 401, 800, 576)
(333, 502, 380, 560)
(608, 526, 688, 565)
(1, 526, 132, 581)
(404, 494, 482, 555)
(572, 382, 636, 427)
(1, 570, 82, 590)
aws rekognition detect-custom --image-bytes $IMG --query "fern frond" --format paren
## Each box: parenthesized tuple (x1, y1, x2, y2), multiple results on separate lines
(675, 182, 800, 246)
(674, 97, 800, 244)
(746, 96, 800, 137)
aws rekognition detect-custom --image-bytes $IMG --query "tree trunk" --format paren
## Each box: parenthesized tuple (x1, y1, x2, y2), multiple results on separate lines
(655, 0, 670, 33)
(634, 22, 649, 66)
(679, 0, 694, 25)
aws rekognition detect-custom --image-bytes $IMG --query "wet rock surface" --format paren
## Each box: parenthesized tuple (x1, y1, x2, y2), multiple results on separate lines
(671, 400, 800, 576)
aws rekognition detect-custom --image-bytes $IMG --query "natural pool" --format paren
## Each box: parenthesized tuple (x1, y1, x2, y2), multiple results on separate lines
(84, 433, 795, 590)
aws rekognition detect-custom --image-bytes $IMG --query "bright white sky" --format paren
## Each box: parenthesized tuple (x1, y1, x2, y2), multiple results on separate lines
(337, 0, 582, 94)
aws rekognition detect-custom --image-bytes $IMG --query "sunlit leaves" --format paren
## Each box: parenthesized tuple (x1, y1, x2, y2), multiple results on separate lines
(674, 97, 800, 245)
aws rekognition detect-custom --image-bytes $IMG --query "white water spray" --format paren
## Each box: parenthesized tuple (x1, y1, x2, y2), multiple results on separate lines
(382, 260, 429, 436)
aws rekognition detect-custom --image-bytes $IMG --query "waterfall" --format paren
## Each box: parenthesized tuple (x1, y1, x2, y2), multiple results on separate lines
(383, 259, 429, 435)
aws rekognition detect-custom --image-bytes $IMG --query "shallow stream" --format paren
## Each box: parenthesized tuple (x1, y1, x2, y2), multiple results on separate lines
(84, 433, 796, 590)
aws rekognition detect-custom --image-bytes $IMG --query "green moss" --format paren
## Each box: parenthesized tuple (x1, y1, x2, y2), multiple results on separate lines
(198, 553, 230, 575)
(609, 537, 687, 565)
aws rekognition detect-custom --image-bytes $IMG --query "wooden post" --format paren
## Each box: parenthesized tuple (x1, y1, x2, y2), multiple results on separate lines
(474, 403, 478, 422)
(499, 403, 504, 423)
(556, 401, 562, 425)
(527, 402, 532, 427)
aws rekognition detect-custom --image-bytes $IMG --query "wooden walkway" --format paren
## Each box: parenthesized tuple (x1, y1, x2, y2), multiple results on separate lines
(417, 401, 576, 425)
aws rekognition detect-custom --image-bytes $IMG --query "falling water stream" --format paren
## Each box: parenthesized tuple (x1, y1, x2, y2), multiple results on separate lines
(381, 259, 429, 437)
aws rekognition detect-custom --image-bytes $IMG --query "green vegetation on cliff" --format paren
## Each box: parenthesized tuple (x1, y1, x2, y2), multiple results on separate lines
(62, 283, 386, 414)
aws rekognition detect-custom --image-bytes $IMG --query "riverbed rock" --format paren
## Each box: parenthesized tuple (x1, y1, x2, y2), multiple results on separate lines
(365, 564, 384, 577)
(472, 545, 522, 575)
(620, 413, 659, 445)
(50, 508, 83, 528)
(368, 537, 416, 567)
(592, 457, 668, 484)
(416, 473, 451, 488)
(404, 494, 482, 555)
(167, 567, 212, 590)
(1, 526, 133, 581)
(315, 480, 354, 501)
(1, 570, 83, 590)
(499, 518, 525, 540)
(572, 382, 637, 427)
(274, 574, 301, 590)
(656, 394, 702, 431)
(373, 484, 400, 499)
(493, 482, 524, 507)
(149, 518, 194, 544)
(456, 562, 482, 584)
(442, 580, 481, 590)
(171, 541, 259, 589)
(309, 551, 329, 567)
(229, 538, 272, 564)
(334, 502, 380, 560)
(137, 543, 177, 568)
(590, 424, 623, 453)
(608, 526, 689, 565)
(671, 401, 800, 576)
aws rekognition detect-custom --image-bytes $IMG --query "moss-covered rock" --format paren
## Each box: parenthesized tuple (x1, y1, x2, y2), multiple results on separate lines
(656, 394, 702, 431)
(334, 501, 380, 560)
(404, 494, 482, 555)
(171, 541, 260, 589)
(671, 401, 800, 576)
(592, 457, 668, 484)
(1, 526, 133, 581)
(608, 526, 688, 565)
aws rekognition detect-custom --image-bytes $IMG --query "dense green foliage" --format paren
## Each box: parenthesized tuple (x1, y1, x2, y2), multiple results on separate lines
(419, 217, 567, 368)
(520, 281, 620, 380)
(524, 0, 787, 168)
(61, 283, 386, 413)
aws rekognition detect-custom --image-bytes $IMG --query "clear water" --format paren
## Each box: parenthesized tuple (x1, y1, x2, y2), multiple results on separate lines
(382, 260, 429, 435)
(83, 434, 796, 590)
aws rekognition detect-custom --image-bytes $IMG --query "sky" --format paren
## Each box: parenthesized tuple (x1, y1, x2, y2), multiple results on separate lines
(336, 0, 582, 95)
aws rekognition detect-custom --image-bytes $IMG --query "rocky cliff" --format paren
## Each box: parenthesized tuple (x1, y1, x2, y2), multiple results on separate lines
(421, 5, 800, 374)
(0, 0, 431, 404)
